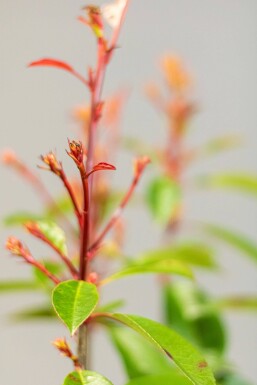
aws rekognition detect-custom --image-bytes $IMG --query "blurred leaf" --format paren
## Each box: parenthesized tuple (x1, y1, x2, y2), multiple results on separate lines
(109, 326, 173, 378)
(138, 242, 217, 270)
(3, 212, 43, 226)
(0, 280, 40, 293)
(36, 220, 68, 255)
(163, 282, 227, 359)
(33, 260, 64, 289)
(52, 280, 99, 335)
(123, 137, 159, 163)
(11, 304, 56, 322)
(216, 296, 257, 311)
(200, 135, 241, 157)
(101, 259, 193, 285)
(217, 372, 254, 385)
(203, 223, 257, 264)
(63, 371, 113, 385)
(146, 176, 181, 224)
(125, 373, 192, 385)
(197, 173, 257, 196)
(45, 195, 74, 218)
(105, 314, 216, 385)
(96, 300, 125, 313)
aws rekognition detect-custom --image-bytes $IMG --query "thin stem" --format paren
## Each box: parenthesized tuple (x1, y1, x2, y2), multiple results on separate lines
(32, 260, 61, 285)
(79, 172, 90, 281)
(60, 169, 82, 228)
(89, 172, 144, 254)
(77, 323, 88, 369)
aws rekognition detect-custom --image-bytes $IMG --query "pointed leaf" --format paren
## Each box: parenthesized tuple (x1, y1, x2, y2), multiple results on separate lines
(28, 58, 74, 73)
(146, 176, 181, 224)
(126, 373, 192, 385)
(101, 259, 193, 285)
(197, 173, 257, 196)
(109, 326, 173, 378)
(3, 212, 44, 226)
(138, 242, 217, 270)
(203, 224, 257, 264)
(103, 314, 216, 385)
(63, 371, 113, 385)
(52, 280, 99, 335)
(93, 162, 116, 172)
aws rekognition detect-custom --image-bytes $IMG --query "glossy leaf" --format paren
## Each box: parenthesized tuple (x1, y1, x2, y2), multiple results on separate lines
(0, 280, 40, 293)
(197, 173, 257, 196)
(35, 220, 68, 255)
(203, 224, 257, 264)
(163, 282, 226, 358)
(28, 58, 74, 73)
(146, 176, 181, 224)
(105, 313, 216, 385)
(101, 258, 193, 285)
(52, 280, 98, 335)
(63, 371, 113, 385)
(125, 373, 192, 385)
(138, 242, 217, 270)
(109, 326, 173, 378)
(3, 212, 43, 226)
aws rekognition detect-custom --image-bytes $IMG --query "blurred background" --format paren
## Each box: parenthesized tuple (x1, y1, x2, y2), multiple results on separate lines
(1, 1, 257, 384)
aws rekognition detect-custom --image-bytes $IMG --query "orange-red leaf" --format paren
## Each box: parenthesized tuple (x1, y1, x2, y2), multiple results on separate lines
(28, 58, 74, 73)
(93, 162, 116, 172)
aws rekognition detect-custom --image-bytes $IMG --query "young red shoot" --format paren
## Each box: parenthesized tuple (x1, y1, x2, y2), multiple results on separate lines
(53, 338, 81, 370)
(6, 237, 60, 285)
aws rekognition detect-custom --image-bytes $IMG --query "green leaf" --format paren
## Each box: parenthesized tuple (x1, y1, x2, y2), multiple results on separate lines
(3, 212, 43, 226)
(11, 305, 56, 322)
(0, 280, 40, 293)
(197, 173, 257, 196)
(163, 282, 226, 358)
(203, 224, 257, 264)
(103, 313, 216, 385)
(146, 176, 181, 224)
(102, 259, 193, 285)
(109, 326, 173, 378)
(199, 135, 241, 158)
(217, 372, 254, 385)
(36, 220, 68, 255)
(33, 260, 64, 289)
(216, 296, 257, 311)
(63, 371, 113, 385)
(45, 195, 74, 218)
(138, 242, 217, 270)
(125, 373, 192, 385)
(52, 280, 99, 335)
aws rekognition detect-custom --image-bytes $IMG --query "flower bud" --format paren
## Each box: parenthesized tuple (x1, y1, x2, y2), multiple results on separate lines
(67, 140, 84, 167)
(40, 152, 62, 175)
(5, 237, 26, 256)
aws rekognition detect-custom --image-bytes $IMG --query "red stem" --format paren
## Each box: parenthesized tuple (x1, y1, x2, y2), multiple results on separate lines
(60, 169, 82, 228)
(89, 172, 143, 254)
(79, 172, 90, 280)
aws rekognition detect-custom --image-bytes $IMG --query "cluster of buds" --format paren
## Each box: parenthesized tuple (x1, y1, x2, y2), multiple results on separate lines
(66, 140, 85, 169)
(79, 6, 104, 39)
(52, 338, 81, 369)
(40, 152, 62, 176)
(5, 237, 28, 257)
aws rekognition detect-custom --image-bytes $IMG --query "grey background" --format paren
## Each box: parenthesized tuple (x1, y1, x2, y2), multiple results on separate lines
(1, 1, 257, 384)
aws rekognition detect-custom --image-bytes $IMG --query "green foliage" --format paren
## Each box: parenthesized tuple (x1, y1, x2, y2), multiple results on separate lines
(109, 326, 173, 378)
(52, 280, 99, 335)
(146, 176, 181, 224)
(105, 313, 216, 385)
(36, 220, 68, 255)
(102, 258, 193, 285)
(163, 282, 227, 360)
(125, 373, 192, 385)
(3, 212, 44, 226)
(138, 242, 217, 270)
(0, 280, 40, 293)
(216, 296, 257, 311)
(11, 304, 56, 322)
(203, 224, 257, 264)
(63, 371, 113, 385)
(33, 260, 64, 289)
(198, 173, 257, 196)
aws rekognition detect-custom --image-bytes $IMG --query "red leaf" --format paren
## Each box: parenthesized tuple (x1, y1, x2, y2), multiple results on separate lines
(93, 162, 116, 172)
(28, 58, 74, 73)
